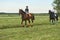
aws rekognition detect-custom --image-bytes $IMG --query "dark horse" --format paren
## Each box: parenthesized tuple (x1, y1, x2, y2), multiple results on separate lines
(19, 9, 35, 27)
(49, 10, 58, 24)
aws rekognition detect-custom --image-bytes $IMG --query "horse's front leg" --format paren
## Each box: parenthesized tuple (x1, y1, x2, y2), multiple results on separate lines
(21, 20, 23, 24)
(25, 20, 27, 25)
(21, 20, 24, 27)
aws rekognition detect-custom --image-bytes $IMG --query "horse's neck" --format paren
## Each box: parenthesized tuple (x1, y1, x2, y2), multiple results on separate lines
(22, 10, 26, 14)
(21, 11, 26, 15)
(21, 10, 29, 16)
(21, 13, 26, 17)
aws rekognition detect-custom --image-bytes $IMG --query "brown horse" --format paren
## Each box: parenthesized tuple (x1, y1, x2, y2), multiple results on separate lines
(19, 9, 35, 27)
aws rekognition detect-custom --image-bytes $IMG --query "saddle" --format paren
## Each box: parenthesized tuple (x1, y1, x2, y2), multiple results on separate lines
(27, 13, 32, 17)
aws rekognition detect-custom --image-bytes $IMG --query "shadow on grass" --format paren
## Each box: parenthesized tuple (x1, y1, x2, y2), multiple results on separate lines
(0, 25, 23, 29)
(0, 24, 34, 29)
(33, 23, 50, 26)
(0, 22, 55, 29)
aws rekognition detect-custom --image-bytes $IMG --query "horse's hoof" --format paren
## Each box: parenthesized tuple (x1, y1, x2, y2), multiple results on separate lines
(30, 24, 33, 27)
(28, 24, 31, 26)
(22, 25, 24, 27)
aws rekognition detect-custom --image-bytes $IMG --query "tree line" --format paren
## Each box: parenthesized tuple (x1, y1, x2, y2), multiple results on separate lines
(53, 0, 60, 14)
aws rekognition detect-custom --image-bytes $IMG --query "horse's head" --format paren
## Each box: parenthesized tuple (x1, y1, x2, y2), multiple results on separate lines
(19, 9, 26, 15)
(49, 10, 53, 15)
(49, 10, 51, 13)
(19, 9, 23, 15)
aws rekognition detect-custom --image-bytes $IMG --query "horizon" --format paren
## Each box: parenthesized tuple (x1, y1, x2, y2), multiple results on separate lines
(0, 0, 54, 13)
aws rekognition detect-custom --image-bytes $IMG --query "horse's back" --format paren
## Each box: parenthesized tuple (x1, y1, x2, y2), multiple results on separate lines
(27, 13, 32, 17)
(26, 13, 35, 20)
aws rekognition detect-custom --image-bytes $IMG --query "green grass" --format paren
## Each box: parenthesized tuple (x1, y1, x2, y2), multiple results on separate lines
(0, 15, 60, 40)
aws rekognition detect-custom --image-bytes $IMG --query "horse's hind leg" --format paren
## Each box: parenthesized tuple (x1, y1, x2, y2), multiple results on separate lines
(52, 19, 55, 24)
(52, 20, 53, 24)
(27, 20, 30, 26)
(28, 20, 30, 24)
(32, 20, 33, 23)
(56, 17, 58, 21)
(31, 17, 34, 23)
(51, 19, 54, 24)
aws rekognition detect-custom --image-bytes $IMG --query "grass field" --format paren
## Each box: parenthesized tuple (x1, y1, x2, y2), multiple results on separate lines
(0, 14, 60, 40)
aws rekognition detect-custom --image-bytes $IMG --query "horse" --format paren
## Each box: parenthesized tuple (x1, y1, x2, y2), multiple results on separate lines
(49, 10, 58, 24)
(19, 9, 35, 27)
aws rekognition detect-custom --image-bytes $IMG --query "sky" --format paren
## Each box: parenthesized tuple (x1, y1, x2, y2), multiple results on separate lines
(0, 0, 54, 13)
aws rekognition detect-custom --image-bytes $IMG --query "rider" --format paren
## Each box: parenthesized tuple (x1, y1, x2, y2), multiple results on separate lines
(25, 6, 31, 16)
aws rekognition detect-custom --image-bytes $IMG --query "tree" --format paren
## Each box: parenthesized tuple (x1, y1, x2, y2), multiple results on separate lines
(53, 0, 60, 14)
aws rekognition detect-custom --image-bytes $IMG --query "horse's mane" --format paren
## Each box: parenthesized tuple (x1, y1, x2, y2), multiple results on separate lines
(20, 9, 26, 14)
